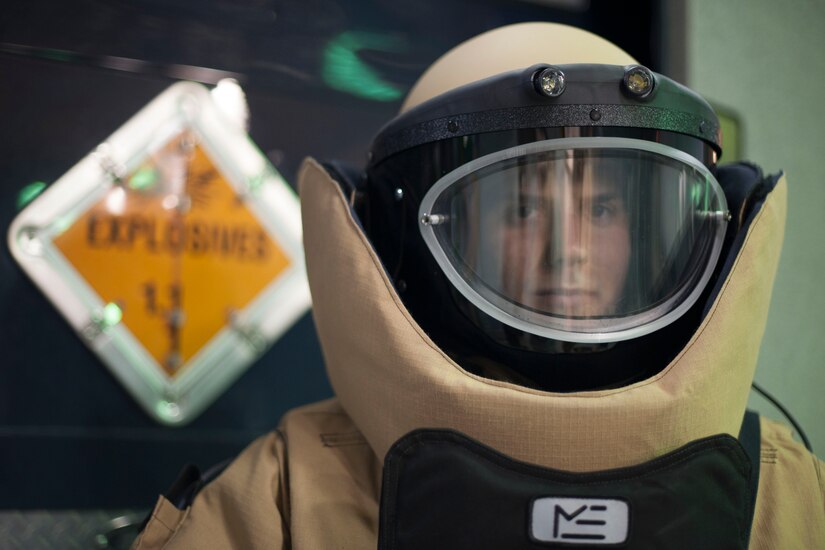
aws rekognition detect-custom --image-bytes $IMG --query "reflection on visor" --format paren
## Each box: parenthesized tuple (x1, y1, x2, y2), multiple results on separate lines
(419, 138, 728, 343)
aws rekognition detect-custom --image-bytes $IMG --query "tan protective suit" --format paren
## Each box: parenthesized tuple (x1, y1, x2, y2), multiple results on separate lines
(134, 24, 825, 550)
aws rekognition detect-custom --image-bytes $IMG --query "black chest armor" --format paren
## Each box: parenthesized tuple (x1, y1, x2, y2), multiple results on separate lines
(378, 412, 760, 550)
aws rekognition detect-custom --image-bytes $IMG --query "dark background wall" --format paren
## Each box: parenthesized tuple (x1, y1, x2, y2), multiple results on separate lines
(0, 0, 662, 510)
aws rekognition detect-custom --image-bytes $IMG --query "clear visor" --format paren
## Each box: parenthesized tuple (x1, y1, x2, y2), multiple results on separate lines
(419, 137, 729, 343)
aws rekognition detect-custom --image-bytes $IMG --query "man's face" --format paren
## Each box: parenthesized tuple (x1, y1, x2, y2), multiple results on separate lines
(482, 158, 631, 318)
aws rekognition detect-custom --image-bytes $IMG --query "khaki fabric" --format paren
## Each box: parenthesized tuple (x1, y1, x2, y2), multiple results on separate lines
(300, 157, 787, 472)
(132, 496, 187, 549)
(133, 401, 823, 549)
(750, 417, 825, 548)
(132, 399, 381, 550)
(132, 432, 289, 549)
(282, 399, 381, 549)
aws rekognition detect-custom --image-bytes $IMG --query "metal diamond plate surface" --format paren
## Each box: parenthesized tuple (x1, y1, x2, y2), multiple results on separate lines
(0, 509, 146, 550)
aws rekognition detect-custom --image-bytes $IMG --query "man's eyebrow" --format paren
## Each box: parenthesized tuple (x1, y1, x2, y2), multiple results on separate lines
(515, 191, 546, 203)
(514, 191, 621, 201)
(582, 190, 622, 203)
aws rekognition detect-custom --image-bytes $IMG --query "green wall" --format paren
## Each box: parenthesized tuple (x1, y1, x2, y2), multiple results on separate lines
(687, 0, 825, 454)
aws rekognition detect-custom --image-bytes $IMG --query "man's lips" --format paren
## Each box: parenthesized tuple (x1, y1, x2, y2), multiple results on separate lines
(532, 289, 599, 312)
(536, 288, 598, 297)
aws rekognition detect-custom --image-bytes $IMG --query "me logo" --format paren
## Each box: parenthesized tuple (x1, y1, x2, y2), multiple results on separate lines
(530, 497, 629, 545)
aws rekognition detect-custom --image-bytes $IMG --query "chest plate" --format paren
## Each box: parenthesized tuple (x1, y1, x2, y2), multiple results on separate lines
(378, 429, 756, 549)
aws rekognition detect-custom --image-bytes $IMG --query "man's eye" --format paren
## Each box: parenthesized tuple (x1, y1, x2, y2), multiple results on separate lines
(517, 205, 537, 218)
(503, 199, 541, 224)
(592, 204, 609, 217)
(590, 202, 617, 224)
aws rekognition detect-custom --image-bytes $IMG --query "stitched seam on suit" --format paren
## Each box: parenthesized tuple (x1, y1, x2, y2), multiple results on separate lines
(274, 428, 293, 548)
(158, 506, 191, 550)
(321, 431, 368, 447)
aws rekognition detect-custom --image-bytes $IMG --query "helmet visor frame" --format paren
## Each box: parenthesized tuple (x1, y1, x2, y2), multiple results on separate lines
(418, 136, 729, 344)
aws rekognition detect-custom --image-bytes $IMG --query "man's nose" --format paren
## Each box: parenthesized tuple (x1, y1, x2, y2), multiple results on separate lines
(544, 208, 587, 266)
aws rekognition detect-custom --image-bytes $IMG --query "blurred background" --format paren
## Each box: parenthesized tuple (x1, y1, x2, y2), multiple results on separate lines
(1, 0, 823, 547)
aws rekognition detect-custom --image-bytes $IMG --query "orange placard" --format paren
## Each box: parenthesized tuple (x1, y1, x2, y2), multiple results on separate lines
(54, 132, 291, 377)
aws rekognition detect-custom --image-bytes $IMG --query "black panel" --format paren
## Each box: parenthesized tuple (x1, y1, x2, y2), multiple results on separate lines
(380, 429, 755, 550)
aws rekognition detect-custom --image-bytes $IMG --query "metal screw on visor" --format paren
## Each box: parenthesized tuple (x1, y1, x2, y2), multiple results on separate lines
(534, 67, 566, 98)
(623, 65, 655, 98)
(421, 213, 447, 225)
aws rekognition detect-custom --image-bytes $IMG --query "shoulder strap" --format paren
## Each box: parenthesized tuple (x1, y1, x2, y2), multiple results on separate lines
(163, 458, 234, 510)
(136, 457, 233, 534)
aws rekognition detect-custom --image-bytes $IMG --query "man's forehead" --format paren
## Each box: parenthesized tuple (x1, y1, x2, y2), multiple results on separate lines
(517, 175, 623, 195)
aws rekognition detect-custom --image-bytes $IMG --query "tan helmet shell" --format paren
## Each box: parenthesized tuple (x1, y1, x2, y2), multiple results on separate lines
(402, 22, 638, 112)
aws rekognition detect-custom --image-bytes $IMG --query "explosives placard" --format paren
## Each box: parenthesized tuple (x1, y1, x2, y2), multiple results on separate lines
(9, 82, 310, 424)
(54, 134, 291, 376)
